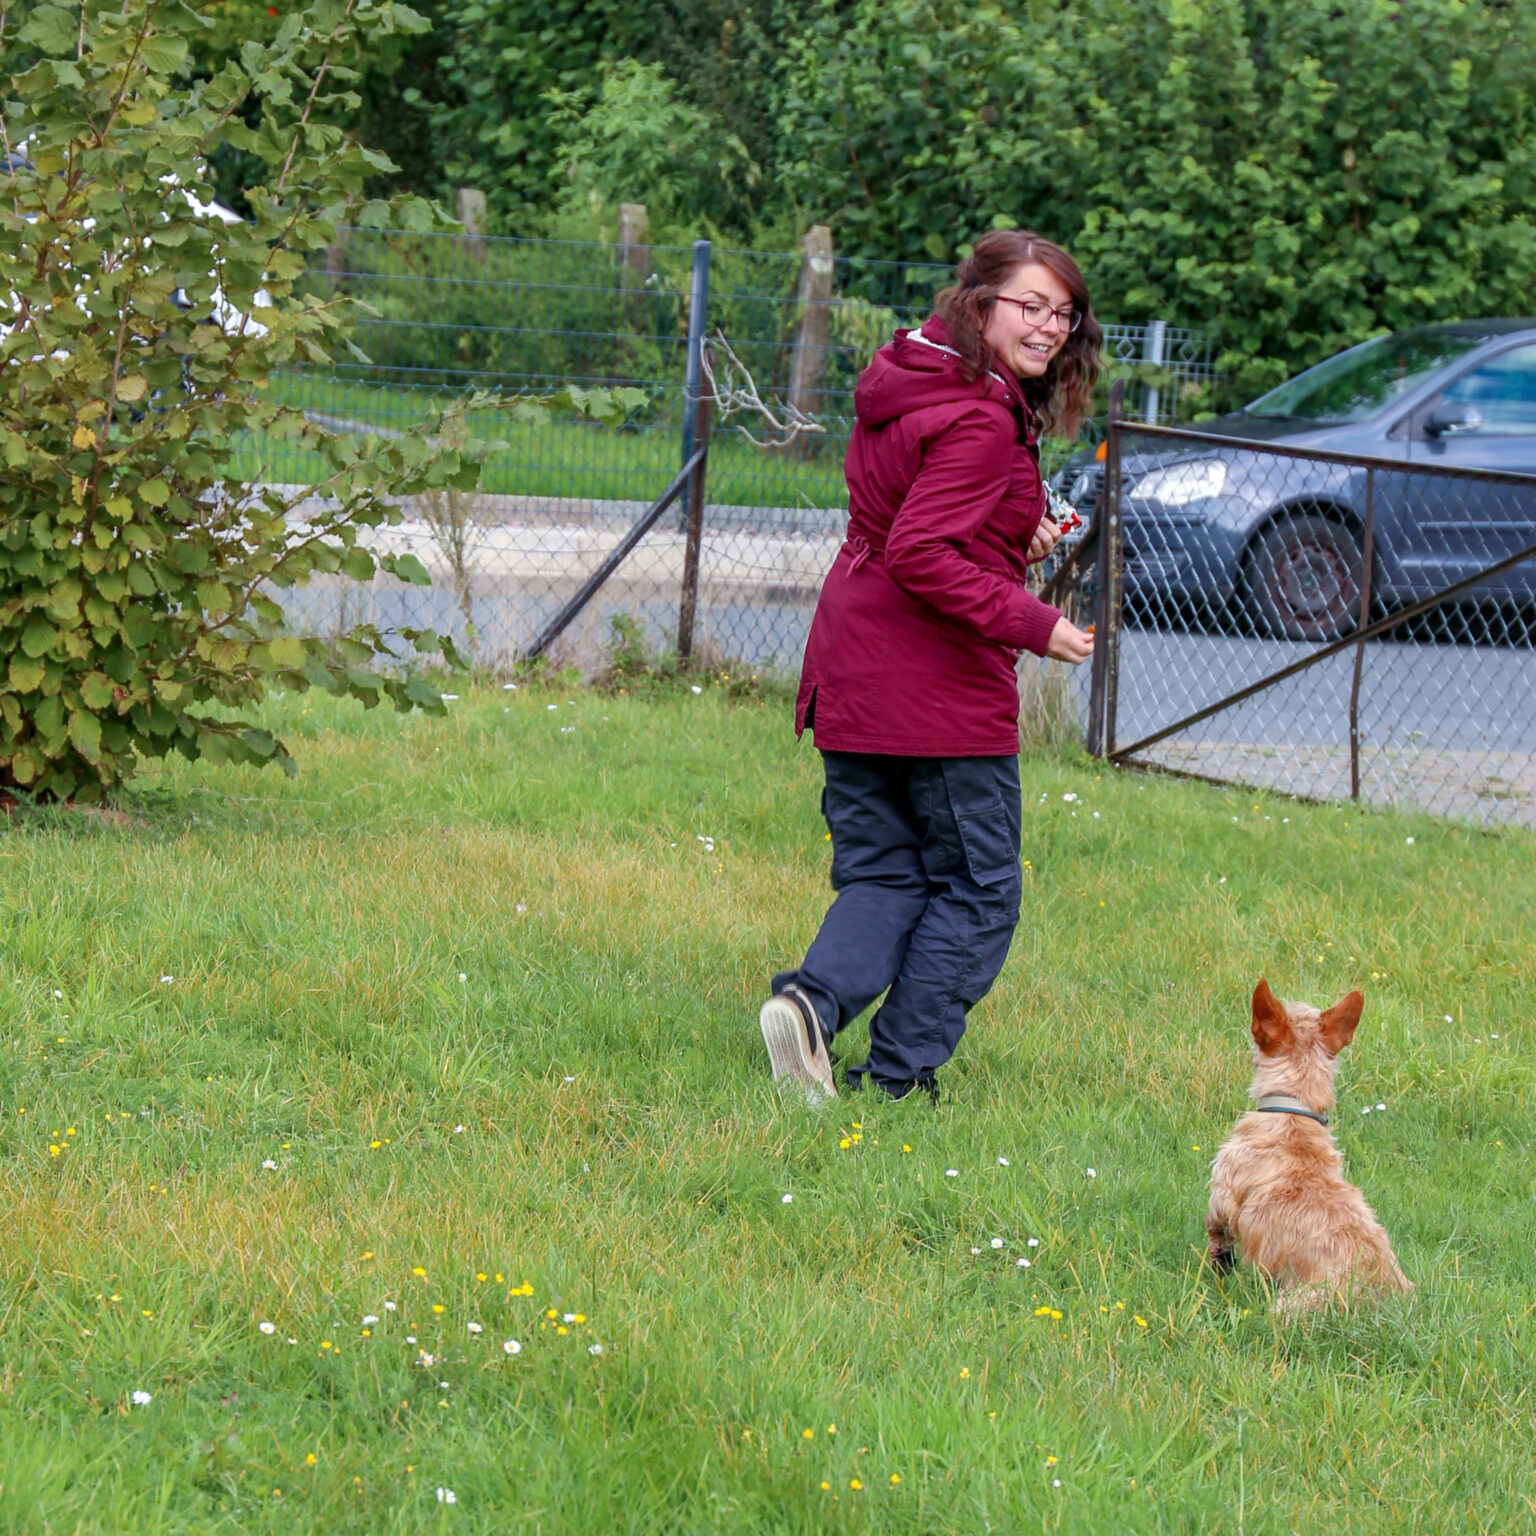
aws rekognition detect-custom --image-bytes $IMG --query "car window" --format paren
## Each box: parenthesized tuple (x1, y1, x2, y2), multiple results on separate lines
(1244, 331, 1486, 423)
(1436, 346, 1536, 435)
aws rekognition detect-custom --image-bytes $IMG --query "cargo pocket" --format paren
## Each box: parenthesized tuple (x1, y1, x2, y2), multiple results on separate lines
(952, 794, 1017, 890)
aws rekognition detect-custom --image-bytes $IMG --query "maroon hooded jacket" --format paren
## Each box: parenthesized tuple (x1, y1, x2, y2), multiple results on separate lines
(795, 314, 1063, 757)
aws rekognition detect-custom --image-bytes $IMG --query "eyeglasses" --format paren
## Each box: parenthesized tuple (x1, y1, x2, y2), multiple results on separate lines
(993, 295, 1082, 333)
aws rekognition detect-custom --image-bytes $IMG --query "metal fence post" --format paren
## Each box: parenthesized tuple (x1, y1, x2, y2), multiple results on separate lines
(1348, 467, 1378, 801)
(676, 390, 712, 664)
(1142, 318, 1166, 425)
(678, 238, 712, 529)
(1087, 379, 1126, 757)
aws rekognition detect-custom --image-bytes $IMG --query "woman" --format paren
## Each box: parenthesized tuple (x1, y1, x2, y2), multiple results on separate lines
(760, 229, 1102, 1103)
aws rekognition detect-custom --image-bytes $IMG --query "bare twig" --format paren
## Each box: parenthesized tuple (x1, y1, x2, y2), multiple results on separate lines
(701, 329, 827, 453)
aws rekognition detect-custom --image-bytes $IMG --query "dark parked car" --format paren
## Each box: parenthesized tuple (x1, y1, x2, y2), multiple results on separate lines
(1053, 320, 1536, 639)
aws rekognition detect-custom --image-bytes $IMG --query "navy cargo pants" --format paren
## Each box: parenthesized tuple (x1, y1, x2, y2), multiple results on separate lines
(773, 751, 1024, 1095)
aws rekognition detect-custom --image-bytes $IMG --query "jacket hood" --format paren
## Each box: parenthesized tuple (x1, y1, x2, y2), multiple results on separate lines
(854, 314, 1030, 432)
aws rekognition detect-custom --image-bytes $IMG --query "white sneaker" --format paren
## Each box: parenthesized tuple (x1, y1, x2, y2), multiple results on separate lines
(759, 985, 838, 1102)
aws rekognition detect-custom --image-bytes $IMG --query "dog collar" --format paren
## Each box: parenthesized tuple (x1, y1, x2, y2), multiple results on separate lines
(1254, 1094, 1328, 1126)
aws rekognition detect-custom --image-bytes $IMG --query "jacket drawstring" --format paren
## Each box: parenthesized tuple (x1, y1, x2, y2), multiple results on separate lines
(846, 533, 873, 574)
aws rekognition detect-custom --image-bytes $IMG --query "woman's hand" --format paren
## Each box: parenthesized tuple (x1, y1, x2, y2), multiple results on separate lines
(1045, 615, 1094, 663)
(1026, 516, 1061, 563)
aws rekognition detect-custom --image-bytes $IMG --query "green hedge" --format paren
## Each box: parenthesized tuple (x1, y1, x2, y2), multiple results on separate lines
(780, 0, 1536, 403)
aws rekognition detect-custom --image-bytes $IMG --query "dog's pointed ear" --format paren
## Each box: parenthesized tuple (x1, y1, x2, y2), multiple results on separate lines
(1318, 990, 1364, 1056)
(1251, 978, 1292, 1055)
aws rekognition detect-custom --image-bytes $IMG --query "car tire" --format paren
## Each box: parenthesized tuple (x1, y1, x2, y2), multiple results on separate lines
(1245, 513, 1364, 641)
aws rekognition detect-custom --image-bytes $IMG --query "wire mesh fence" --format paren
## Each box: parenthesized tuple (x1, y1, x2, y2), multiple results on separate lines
(267, 230, 1216, 675)
(1067, 409, 1536, 828)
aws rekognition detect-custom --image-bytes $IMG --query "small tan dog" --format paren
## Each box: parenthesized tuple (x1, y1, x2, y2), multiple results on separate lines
(1206, 979, 1413, 1316)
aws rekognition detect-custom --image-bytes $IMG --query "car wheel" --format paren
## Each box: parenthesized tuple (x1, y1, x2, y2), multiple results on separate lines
(1246, 513, 1364, 641)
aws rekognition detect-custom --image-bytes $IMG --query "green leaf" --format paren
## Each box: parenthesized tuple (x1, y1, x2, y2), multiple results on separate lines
(137, 32, 189, 75)
(268, 636, 306, 669)
(78, 672, 116, 710)
(138, 480, 171, 508)
(21, 615, 58, 658)
(68, 708, 103, 763)
(19, 3, 75, 56)
(339, 546, 376, 581)
(384, 552, 431, 586)
(7, 654, 46, 693)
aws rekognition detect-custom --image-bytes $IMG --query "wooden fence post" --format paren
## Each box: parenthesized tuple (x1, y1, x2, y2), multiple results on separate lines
(786, 225, 833, 458)
(456, 188, 486, 260)
(618, 202, 649, 288)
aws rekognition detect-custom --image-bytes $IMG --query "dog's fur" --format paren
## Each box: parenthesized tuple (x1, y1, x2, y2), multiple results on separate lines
(1206, 979, 1412, 1316)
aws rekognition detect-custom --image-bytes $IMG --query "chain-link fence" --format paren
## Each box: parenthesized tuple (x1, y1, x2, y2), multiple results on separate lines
(1063, 390, 1536, 827)
(270, 230, 1216, 675)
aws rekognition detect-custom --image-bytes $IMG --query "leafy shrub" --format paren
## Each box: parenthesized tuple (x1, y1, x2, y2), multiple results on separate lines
(0, 0, 638, 802)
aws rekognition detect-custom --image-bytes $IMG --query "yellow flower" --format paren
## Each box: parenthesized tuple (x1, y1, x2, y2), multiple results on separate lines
(1050, 1310, 1062, 1320)
(827, 1423, 837, 1435)
(557, 1325, 568, 1335)
(850, 1478, 863, 1491)
(431, 1304, 445, 1315)
(361, 1250, 373, 1260)
(321, 1340, 333, 1350)
(1046, 1456, 1057, 1467)
(573, 1313, 586, 1324)
(902, 1144, 911, 1153)
(1100, 1304, 1108, 1313)
(369, 1140, 381, 1150)
(1115, 1301, 1125, 1310)
(839, 1138, 851, 1149)
(546, 1308, 558, 1319)
(495, 1274, 504, 1284)
(851, 1134, 861, 1143)
(959, 1367, 970, 1379)
(852, 1122, 862, 1131)
(412, 1267, 426, 1277)
(1134, 1316, 1148, 1328)
(361, 1329, 371, 1338)
(802, 1429, 814, 1440)
(820, 1481, 830, 1492)
(890, 1473, 901, 1485)
(305, 1453, 317, 1466)
(476, 1273, 487, 1282)
(49, 1144, 61, 1157)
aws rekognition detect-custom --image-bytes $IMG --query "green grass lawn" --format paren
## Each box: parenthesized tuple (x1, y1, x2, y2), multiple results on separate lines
(237, 373, 853, 510)
(1, 682, 1532, 1534)
(234, 372, 1086, 508)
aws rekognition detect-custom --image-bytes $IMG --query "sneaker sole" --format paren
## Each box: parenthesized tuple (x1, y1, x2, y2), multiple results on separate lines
(759, 996, 837, 1102)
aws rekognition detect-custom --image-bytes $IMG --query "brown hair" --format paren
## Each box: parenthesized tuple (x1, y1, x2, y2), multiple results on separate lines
(936, 230, 1103, 439)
